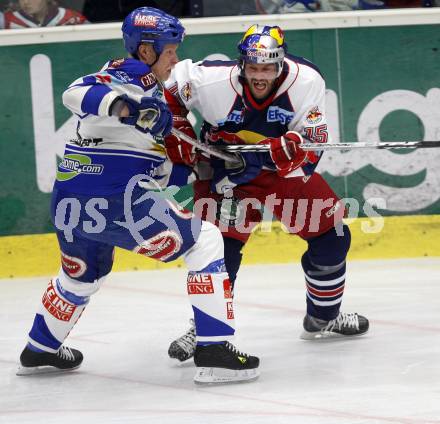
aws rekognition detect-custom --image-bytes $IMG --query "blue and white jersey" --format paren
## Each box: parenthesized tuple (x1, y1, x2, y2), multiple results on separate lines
(166, 55, 330, 178)
(58, 58, 168, 195)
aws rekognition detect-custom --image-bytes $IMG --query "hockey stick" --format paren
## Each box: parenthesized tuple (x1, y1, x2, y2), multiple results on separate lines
(171, 128, 242, 163)
(215, 140, 440, 152)
(172, 128, 440, 155)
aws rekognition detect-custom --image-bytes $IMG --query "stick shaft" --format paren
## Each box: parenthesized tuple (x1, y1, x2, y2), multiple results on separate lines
(216, 141, 440, 152)
(171, 128, 240, 162)
(171, 128, 440, 159)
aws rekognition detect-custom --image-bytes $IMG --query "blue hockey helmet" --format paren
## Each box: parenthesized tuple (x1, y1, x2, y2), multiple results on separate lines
(122, 7, 185, 57)
(237, 25, 287, 78)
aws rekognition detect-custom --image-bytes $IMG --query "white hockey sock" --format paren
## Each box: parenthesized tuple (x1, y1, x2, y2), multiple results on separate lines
(184, 221, 235, 344)
(187, 265, 235, 344)
(28, 278, 88, 353)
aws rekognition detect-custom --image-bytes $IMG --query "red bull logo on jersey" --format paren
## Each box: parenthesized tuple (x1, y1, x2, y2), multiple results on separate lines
(134, 14, 158, 27)
(180, 82, 192, 101)
(267, 106, 294, 125)
(42, 280, 77, 322)
(306, 106, 323, 124)
(187, 274, 214, 294)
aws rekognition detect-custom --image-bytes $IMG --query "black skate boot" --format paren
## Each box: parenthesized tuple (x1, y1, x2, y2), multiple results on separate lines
(301, 312, 369, 340)
(193, 341, 260, 384)
(17, 345, 83, 375)
(168, 319, 196, 362)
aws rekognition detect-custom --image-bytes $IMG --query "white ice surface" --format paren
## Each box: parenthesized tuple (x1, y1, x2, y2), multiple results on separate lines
(1, 258, 440, 424)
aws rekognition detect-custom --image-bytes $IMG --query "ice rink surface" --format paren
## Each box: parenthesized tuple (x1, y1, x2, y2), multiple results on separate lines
(1, 258, 439, 424)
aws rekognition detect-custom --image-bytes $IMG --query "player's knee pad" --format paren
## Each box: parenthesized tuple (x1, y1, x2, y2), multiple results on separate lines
(306, 224, 351, 267)
(183, 220, 224, 272)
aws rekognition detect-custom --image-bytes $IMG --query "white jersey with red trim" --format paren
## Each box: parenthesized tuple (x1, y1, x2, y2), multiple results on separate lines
(0, 7, 88, 29)
(166, 54, 330, 177)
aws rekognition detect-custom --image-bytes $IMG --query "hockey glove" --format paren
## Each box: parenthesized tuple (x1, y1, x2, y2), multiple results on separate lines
(164, 116, 198, 166)
(265, 131, 307, 177)
(210, 152, 265, 194)
(114, 95, 172, 137)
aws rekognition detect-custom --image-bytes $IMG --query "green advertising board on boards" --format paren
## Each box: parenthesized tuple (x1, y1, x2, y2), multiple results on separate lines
(0, 24, 439, 236)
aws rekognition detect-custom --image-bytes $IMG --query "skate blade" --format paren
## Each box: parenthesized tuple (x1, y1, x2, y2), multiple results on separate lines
(194, 367, 260, 385)
(16, 364, 81, 376)
(300, 330, 367, 340)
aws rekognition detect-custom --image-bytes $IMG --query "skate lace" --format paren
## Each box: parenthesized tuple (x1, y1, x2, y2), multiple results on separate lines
(176, 319, 196, 353)
(57, 346, 75, 361)
(325, 313, 359, 332)
(225, 341, 249, 359)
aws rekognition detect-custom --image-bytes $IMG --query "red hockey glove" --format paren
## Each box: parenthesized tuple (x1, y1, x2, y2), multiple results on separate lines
(164, 88, 189, 117)
(265, 131, 307, 177)
(164, 116, 198, 166)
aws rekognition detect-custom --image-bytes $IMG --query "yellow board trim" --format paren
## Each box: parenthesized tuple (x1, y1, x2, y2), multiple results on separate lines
(1, 215, 439, 279)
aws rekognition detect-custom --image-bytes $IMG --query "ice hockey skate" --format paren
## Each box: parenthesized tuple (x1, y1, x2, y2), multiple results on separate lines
(17, 345, 83, 376)
(193, 341, 259, 384)
(168, 318, 196, 362)
(300, 312, 369, 340)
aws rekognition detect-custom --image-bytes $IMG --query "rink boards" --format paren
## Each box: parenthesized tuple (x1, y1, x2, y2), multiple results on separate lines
(0, 11, 439, 278)
(1, 215, 439, 279)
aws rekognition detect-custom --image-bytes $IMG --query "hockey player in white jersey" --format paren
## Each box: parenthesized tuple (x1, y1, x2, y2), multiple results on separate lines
(17, 7, 259, 384)
(164, 25, 369, 362)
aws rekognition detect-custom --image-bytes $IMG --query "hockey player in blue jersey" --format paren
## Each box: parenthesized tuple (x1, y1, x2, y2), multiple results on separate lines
(17, 7, 259, 384)
(164, 25, 369, 361)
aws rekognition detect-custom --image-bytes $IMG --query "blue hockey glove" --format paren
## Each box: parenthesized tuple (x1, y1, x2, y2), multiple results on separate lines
(116, 95, 172, 137)
(210, 152, 266, 194)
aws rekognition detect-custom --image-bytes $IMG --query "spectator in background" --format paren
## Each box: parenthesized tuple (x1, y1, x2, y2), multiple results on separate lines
(255, 0, 434, 12)
(81, 0, 192, 22)
(0, 0, 88, 29)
